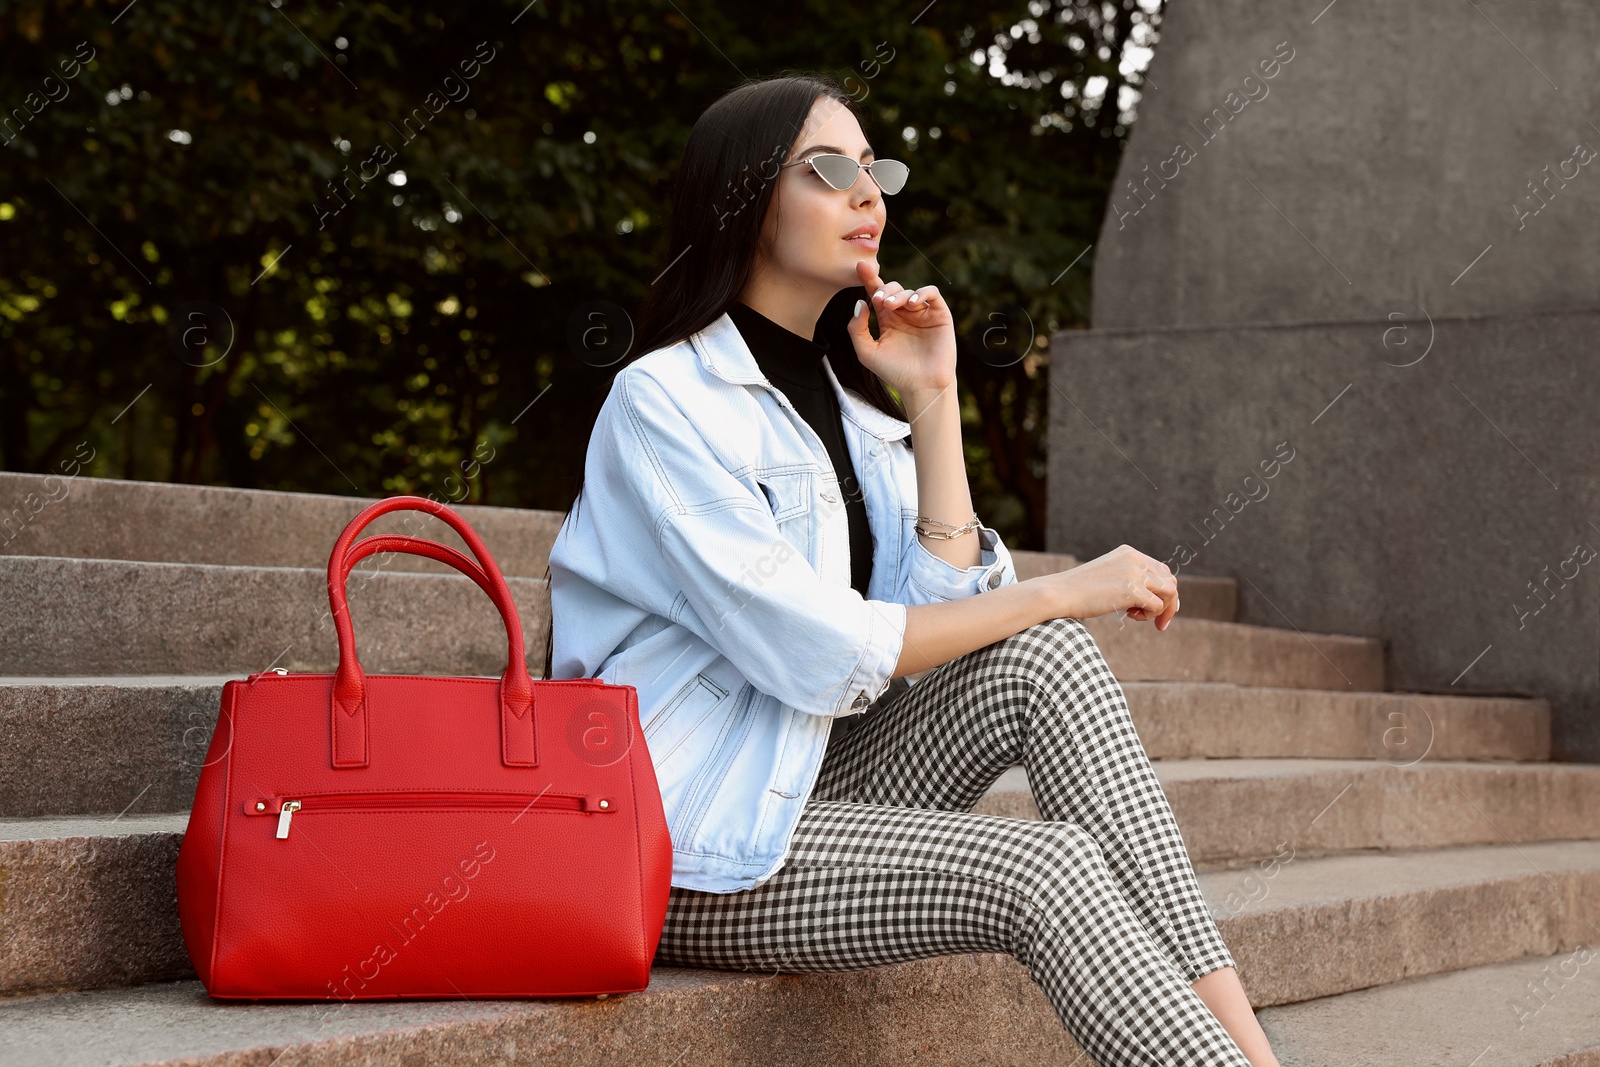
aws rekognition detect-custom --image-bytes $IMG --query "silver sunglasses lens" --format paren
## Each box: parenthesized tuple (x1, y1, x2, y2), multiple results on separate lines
(868, 159, 909, 195)
(807, 154, 910, 195)
(809, 154, 862, 190)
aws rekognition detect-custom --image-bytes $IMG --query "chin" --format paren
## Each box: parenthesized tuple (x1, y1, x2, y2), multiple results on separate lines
(841, 253, 876, 280)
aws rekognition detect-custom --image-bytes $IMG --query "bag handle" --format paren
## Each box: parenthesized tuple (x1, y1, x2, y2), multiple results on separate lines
(341, 534, 494, 598)
(326, 496, 538, 769)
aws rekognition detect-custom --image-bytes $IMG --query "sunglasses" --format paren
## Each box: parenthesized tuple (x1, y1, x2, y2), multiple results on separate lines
(780, 153, 910, 195)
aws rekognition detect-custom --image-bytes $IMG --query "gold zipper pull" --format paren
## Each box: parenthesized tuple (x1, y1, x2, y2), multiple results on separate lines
(276, 800, 302, 839)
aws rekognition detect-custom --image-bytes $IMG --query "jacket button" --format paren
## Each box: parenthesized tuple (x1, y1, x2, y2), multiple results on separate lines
(986, 571, 1003, 590)
(851, 692, 871, 710)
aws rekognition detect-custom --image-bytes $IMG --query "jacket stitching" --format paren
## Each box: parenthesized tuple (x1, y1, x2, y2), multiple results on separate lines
(674, 685, 750, 839)
(749, 701, 797, 844)
(618, 371, 683, 513)
(650, 497, 766, 548)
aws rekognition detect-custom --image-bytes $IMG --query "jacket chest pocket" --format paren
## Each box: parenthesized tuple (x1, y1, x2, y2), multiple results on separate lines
(756, 470, 813, 521)
(755, 470, 814, 558)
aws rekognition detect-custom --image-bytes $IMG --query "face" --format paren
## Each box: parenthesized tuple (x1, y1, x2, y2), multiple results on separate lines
(753, 96, 886, 296)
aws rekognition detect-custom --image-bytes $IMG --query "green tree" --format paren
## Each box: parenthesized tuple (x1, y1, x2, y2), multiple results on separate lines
(1, 0, 1161, 548)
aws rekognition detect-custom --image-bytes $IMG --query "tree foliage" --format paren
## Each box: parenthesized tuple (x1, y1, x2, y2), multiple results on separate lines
(1, 0, 1161, 548)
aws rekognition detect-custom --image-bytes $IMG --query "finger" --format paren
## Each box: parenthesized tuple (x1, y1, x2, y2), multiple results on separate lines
(1130, 582, 1165, 620)
(1150, 577, 1179, 630)
(846, 296, 874, 348)
(873, 281, 906, 308)
(851, 262, 889, 303)
(855, 258, 884, 293)
(906, 285, 941, 310)
(882, 291, 920, 313)
(1149, 565, 1178, 601)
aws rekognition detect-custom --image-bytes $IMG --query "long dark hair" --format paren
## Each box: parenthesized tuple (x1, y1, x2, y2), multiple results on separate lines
(630, 72, 906, 420)
(546, 72, 908, 677)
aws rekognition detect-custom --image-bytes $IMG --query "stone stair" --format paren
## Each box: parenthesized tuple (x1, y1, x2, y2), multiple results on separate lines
(1, 472, 1596, 1065)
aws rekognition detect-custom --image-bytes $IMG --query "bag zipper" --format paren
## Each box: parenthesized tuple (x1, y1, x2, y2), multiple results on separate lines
(247, 790, 617, 839)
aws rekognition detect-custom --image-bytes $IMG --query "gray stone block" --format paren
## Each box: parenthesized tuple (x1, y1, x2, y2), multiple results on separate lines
(1085, 615, 1385, 691)
(1258, 947, 1600, 1065)
(12, 756, 1600, 999)
(0, 678, 227, 818)
(1207, 839, 1600, 1008)
(0, 557, 549, 677)
(0, 957, 1083, 1067)
(0, 474, 1247, 624)
(1090, 0, 1600, 329)
(983, 760, 1600, 867)
(0, 473, 564, 579)
(0, 814, 190, 998)
(1048, 309, 1600, 759)
(4, 834, 1599, 1060)
(1119, 682, 1550, 762)
(0, 677, 1540, 821)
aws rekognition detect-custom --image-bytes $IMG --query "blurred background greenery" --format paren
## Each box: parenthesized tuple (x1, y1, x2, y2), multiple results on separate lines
(1, 0, 1161, 549)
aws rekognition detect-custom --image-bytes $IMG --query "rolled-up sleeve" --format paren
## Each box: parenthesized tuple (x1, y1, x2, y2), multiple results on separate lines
(593, 368, 905, 718)
(903, 522, 1017, 604)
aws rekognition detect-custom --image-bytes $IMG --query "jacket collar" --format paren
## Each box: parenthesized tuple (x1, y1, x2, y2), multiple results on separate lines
(690, 310, 766, 386)
(690, 310, 912, 443)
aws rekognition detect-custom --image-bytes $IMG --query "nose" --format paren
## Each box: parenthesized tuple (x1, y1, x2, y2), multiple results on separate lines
(853, 170, 881, 204)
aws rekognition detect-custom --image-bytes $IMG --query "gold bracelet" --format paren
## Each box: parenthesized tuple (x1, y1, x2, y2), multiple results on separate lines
(914, 512, 981, 540)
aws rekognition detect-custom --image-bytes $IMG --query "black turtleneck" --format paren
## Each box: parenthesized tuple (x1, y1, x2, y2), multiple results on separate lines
(726, 300, 874, 598)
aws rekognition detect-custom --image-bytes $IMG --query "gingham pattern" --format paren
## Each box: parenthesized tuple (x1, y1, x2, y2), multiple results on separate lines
(655, 617, 1251, 1066)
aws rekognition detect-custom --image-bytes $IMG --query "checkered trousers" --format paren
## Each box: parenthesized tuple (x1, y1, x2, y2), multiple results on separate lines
(654, 617, 1252, 1067)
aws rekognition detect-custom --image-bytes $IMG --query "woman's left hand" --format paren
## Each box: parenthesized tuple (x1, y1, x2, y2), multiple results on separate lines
(845, 258, 957, 405)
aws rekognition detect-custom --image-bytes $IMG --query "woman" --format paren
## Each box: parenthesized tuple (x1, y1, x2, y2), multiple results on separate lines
(548, 73, 1280, 1067)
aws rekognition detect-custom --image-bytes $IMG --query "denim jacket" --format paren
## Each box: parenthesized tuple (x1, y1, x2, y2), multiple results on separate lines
(548, 310, 1017, 893)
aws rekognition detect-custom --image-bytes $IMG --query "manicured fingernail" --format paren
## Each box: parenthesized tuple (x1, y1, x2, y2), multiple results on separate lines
(874, 289, 885, 299)
(908, 293, 921, 302)
(853, 299, 865, 317)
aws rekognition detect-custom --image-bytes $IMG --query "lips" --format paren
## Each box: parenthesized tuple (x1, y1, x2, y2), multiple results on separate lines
(843, 225, 881, 251)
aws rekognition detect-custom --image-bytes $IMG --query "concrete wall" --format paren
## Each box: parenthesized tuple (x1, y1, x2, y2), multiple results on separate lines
(1092, 0, 1600, 329)
(1048, 308, 1600, 760)
(1050, 0, 1600, 759)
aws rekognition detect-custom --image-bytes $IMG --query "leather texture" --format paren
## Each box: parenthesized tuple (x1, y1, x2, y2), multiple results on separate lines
(176, 495, 672, 999)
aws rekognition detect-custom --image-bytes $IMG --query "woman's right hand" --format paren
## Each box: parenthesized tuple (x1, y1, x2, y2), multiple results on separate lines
(1038, 545, 1181, 631)
(895, 544, 1180, 676)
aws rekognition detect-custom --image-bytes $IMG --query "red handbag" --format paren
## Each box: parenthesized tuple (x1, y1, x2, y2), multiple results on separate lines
(176, 495, 672, 1000)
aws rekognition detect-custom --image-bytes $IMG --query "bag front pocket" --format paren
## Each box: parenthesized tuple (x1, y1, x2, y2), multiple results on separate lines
(216, 785, 644, 998)
(244, 789, 619, 839)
